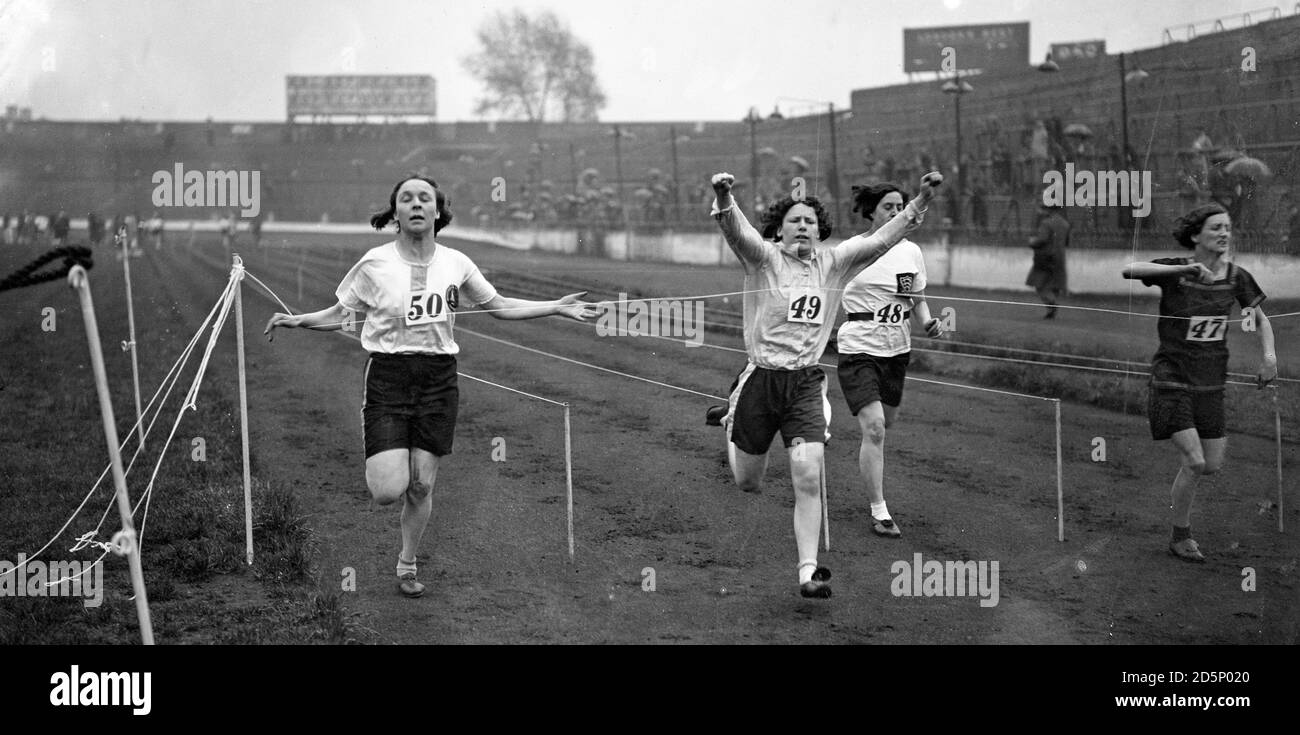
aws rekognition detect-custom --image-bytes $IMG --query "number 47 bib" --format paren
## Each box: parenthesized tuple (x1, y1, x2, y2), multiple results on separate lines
(787, 289, 825, 325)
(1185, 315, 1226, 342)
(406, 290, 448, 326)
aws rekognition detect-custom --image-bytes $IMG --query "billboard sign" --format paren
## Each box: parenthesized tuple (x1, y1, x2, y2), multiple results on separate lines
(903, 23, 1030, 73)
(1049, 40, 1107, 64)
(286, 75, 437, 117)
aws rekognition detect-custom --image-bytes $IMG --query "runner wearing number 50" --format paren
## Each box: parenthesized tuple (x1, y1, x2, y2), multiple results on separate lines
(1122, 203, 1278, 563)
(265, 175, 595, 598)
(836, 183, 945, 540)
(706, 171, 942, 598)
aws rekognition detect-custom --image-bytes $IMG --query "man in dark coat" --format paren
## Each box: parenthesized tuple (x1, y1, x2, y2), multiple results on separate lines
(1026, 204, 1070, 318)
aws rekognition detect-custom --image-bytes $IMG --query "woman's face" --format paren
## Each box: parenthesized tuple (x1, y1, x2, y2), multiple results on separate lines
(395, 179, 437, 234)
(870, 191, 905, 226)
(1192, 212, 1231, 255)
(779, 203, 818, 249)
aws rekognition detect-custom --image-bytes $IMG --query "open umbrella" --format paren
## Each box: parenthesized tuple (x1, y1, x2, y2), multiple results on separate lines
(1224, 156, 1271, 179)
(758, 146, 779, 158)
(1063, 123, 1093, 138)
(1208, 148, 1242, 164)
(789, 155, 810, 171)
(633, 188, 655, 200)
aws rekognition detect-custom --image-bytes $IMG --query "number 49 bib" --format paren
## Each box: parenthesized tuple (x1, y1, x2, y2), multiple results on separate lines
(787, 289, 825, 325)
(406, 290, 448, 326)
(1185, 315, 1226, 342)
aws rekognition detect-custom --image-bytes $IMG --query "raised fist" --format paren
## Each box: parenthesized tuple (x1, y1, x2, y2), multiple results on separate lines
(711, 173, 735, 197)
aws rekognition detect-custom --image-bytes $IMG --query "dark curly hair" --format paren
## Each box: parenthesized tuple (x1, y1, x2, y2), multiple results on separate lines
(1171, 203, 1228, 250)
(850, 182, 911, 222)
(759, 195, 833, 241)
(370, 175, 453, 234)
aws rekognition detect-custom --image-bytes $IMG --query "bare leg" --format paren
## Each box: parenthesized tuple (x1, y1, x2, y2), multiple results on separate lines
(728, 441, 769, 493)
(855, 401, 900, 505)
(400, 448, 439, 564)
(789, 441, 825, 570)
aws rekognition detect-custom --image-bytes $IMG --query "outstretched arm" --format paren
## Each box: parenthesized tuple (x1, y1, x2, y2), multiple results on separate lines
(480, 292, 596, 321)
(264, 302, 350, 341)
(1122, 261, 1213, 283)
(710, 172, 769, 271)
(838, 172, 944, 273)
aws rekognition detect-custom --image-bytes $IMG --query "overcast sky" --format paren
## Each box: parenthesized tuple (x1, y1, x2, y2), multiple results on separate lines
(0, 0, 1274, 122)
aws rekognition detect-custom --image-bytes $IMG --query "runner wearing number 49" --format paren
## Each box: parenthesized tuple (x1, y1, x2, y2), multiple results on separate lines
(265, 175, 595, 598)
(1122, 204, 1278, 563)
(705, 171, 943, 598)
(836, 183, 945, 540)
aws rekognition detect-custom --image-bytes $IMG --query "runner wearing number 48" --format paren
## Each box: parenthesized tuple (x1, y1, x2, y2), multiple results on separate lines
(265, 175, 595, 598)
(1122, 204, 1278, 563)
(836, 183, 945, 540)
(705, 171, 942, 598)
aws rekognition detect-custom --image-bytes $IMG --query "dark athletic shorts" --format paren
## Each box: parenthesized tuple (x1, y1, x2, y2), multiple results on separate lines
(1147, 386, 1225, 441)
(362, 353, 459, 458)
(725, 364, 830, 455)
(837, 352, 911, 415)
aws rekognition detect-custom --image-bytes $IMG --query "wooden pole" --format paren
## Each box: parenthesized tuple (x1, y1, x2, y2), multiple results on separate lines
(233, 255, 254, 564)
(67, 265, 155, 645)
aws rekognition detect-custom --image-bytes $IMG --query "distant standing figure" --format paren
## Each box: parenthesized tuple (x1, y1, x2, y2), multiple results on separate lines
(87, 211, 105, 247)
(222, 210, 238, 251)
(1026, 204, 1070, 318)
(147, 211, 165, 248)
(52, 210, 70, 246)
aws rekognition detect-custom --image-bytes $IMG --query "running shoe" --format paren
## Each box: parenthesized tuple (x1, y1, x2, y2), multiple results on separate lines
(1168, 538, 1205, 563)
(799, 566, 833, 598)
(705, 405, 727, 426)
(397, 572, 426, 598)
(872, 517, 902, 538)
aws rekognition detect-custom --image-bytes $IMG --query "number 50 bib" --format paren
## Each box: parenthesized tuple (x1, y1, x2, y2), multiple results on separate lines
(406, 290, 448, 326)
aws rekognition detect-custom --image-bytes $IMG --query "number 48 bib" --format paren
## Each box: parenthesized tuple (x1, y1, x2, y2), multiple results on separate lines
(406, 290, 448, 326)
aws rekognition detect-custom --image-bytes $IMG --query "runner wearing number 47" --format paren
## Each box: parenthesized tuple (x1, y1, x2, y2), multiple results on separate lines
(265, 175, 595, 598)
(836, 183, 945, 540)
(705, 171, 943, 598)
(1122, 204, 1278, 563)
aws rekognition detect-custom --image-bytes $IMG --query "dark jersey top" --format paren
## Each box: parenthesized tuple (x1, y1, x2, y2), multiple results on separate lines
(1140, 257, 1265, 391)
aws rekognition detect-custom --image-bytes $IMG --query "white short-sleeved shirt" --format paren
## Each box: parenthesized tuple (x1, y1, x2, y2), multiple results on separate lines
(335, 241, 498, 355)
(711, 202, 926, 370)
(836, 239, 927, 357)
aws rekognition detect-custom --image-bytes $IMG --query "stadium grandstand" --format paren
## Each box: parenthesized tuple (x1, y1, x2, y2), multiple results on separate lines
(2, 11, 1298, 253)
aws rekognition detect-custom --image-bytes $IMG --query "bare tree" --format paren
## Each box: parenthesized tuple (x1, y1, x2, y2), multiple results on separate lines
(463, 9, 607, 123)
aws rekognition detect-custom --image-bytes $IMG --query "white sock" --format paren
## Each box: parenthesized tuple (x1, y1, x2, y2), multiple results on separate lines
(396, 556, 417, 576)
(798, 560, 818, 585)
(871, 501, 891, 521)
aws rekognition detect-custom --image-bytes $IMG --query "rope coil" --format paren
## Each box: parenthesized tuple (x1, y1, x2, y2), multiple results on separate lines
(0, 246, 94, 292)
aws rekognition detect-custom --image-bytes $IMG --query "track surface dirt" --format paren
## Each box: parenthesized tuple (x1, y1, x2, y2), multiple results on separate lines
(5, 232, 1298, 645)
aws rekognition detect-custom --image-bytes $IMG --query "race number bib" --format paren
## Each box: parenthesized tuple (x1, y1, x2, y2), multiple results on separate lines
(874, 302, 907, 325)
(786, 289, 825, 325)
(1185, 315, 1226, 342)
(405, 290, 448, 326)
